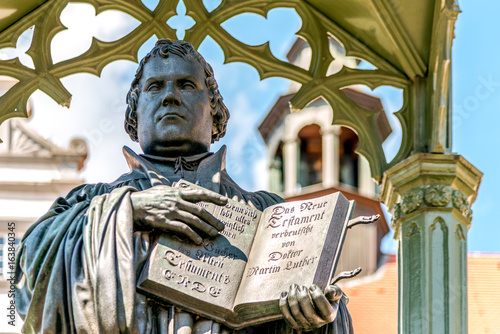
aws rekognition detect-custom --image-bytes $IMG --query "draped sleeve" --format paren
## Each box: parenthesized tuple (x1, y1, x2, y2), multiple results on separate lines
(15, 183, 109, 333)
(15, 182, 154, 333)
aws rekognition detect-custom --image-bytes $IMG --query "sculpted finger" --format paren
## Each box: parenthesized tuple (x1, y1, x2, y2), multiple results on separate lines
(279, 291, 300, 330)
(175, 210, 220, 237)
(153, 220, 203, 245)
(288, 284, 312, 330)
(309, 285, 337, 323)
(325, 285, 343, 303)
(177, 201, 225, 231)
(180, 189, 228, 206)
(297, 285, 326, 326)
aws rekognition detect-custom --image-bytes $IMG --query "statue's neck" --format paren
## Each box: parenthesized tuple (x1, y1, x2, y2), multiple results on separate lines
(140, 152, 213, 183)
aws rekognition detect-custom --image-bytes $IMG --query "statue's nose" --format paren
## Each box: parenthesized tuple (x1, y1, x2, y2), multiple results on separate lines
(163, 82, 181, 106)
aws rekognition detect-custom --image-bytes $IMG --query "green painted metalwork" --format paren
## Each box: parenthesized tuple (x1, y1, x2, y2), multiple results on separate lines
(305, 0, 432, 77)
(430, 216, 449, 334)
(405, 222, 423, 333)
(380, 153, 483, 334)
(0, 0, 49, 32)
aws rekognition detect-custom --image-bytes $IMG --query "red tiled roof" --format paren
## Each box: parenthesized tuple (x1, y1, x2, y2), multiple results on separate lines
(339, 253, 500, 334)
(339, 255, 398, 333)
(468, 253, 500, 333)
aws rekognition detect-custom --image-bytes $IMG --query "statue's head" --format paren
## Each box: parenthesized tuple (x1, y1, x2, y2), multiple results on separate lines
(124, 39, 230, 156)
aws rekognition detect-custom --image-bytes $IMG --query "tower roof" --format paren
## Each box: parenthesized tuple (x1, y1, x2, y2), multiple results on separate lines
(258, 88, 392, 145)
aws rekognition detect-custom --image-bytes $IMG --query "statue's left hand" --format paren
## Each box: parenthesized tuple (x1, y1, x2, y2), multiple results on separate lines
(279, 284, 343, 331)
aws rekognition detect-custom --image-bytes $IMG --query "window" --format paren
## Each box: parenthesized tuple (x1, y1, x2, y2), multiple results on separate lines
(339, 127, 359, 188)
(298, 124, 322, 187)
(0, 237, 4, 275)
(270, 142, 285, 193)
(0, 235, 21, 278)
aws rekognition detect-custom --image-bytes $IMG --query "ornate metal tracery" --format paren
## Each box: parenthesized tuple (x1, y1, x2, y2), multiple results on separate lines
(0, 0, 460, 181)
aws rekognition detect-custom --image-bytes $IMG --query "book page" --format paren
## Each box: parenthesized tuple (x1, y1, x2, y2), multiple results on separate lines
(234, 193, 347, 306)
(137, 181, 262, 311)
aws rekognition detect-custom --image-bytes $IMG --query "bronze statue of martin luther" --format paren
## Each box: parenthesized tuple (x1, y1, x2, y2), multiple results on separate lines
(15, 39, 353, 333)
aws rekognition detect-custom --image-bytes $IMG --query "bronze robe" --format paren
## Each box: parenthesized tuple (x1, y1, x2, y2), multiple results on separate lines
(15, 146, 353, 334)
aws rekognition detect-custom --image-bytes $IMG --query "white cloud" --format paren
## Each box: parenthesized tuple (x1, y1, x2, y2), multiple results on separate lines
(52, 3, 139, 64)
(0, 27, 34, 68)
(253, 154, 269, 191)
(29, 58, 139, 183)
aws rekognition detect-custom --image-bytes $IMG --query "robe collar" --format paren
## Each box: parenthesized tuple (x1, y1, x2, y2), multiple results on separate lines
(122, 145, 227, 193)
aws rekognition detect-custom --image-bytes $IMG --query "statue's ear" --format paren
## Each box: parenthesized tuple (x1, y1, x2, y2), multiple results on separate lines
(211, 127, 219, 143)
(211, 112, 219, 142)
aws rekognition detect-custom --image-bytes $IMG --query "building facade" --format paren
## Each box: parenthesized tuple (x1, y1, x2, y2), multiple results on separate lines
(0, 78, 87, 333)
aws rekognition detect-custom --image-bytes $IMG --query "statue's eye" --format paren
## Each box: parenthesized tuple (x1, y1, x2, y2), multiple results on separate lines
(180, 80, 196, 89)
(146, 82, 161, 92)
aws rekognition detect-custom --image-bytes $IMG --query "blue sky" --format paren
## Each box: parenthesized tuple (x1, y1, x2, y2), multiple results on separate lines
(9, 0, 498, 253)
(452, 1, 500, 253)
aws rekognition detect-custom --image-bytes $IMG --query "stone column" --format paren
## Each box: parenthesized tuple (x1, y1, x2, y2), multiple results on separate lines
(358, 155, 375, 197)
(321, 125, 340, 188)
(283, 138, 298, 196)
(268, 157, 283, 194)
(380, 153, 482, 334)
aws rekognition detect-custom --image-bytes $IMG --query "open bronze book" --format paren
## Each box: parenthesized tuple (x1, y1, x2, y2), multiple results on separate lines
(137, 180, 355, 329)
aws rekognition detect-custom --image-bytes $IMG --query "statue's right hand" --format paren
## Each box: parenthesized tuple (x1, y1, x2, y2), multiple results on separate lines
(130, 185, 227, 244)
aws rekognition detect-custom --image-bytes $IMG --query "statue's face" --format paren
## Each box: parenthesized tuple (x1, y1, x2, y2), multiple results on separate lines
(135, 55, 213, 157)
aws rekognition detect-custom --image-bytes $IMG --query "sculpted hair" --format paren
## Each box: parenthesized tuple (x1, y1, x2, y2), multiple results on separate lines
(124, 39, 230, 143)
